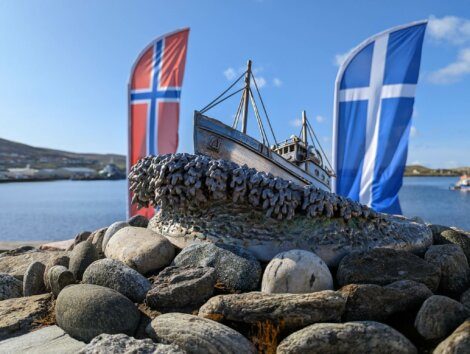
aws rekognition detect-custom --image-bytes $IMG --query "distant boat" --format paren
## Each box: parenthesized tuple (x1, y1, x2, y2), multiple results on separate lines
(451, 175, 470, 191)
(193, 60, 333, 191)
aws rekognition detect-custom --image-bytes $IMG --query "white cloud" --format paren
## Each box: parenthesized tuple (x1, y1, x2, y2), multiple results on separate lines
(334, 51, 351, 66)
(322, 136, 330, 143)
(255, 76, 267, 88)
(316, 115, 325, 123)
(223, 67, 236, 81)
(273, 78, 282, 87)
(428, 47, 470, 84)
(289, 118, 302, 127)
(410, 126, 418, 138)
(428, 15, 470, 45)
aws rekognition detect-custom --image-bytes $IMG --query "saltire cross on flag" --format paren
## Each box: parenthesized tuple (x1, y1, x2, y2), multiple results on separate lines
(128, 28, 189, 217)
(332, 21, 427, 214)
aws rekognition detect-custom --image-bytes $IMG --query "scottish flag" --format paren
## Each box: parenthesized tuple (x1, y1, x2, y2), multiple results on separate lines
(332, 21, 427, 214)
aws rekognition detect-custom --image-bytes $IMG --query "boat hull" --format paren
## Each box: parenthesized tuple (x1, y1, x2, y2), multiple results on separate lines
(193, 112, 330, 191)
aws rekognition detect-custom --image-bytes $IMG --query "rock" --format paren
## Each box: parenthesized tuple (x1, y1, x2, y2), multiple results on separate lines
(198, 291, 346, 331)
(261, 249, 333, 294)
(461, 288, 470, 314)
(434, 319, 470, 354)
(414, 295, 468, 340)
(128, 215, 149, 228)
(425, 244, 470, 294)
(0, 325, 85, 353)
(101, 221, 128, 252)
(90, 227, 107, 258)
(337, 248, 441, 291)
(173, 242, 261, 292)
(55, 284, 141, 342)
(339, 280, 432, 321)
(0, 294, 53, 340)
(277, 321, 417, 354)
(67, 231, 92, 251)
(78, 333, 183, 354)
(0, 250, 67, 280)
(146, 312, 256, 354)
(146, 266, 216, 310)
(105, 226, 175, 275)
(82, 259, 151, 303)
(43, 255, 69, 291)
(438, 229, 470, 261)
(48, 265, 75, 297)
(0, 273, 23, 300)
(23, 261, 46, 296)
(68, 240, 99, 280)
(39, 239, 74, 251)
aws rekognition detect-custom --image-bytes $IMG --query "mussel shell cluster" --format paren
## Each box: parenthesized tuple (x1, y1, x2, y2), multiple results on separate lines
(128, 153, 378, 222)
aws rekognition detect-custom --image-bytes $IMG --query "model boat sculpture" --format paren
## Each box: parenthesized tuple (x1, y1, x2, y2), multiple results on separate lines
(194, 60, 334, 190)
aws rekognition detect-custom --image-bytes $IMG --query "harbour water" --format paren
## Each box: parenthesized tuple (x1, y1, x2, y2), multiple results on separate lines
(0, 177, 468, 242)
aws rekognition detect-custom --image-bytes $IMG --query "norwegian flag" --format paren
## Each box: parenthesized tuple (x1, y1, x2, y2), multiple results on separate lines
(128, 28, 189, 217)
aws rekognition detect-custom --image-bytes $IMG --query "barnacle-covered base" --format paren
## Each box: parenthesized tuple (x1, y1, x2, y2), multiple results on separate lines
(130, 153, 432, 265)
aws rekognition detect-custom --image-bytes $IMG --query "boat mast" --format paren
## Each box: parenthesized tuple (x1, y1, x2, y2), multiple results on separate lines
(301, 110, 308, 146)
(241, 60, 252, 134)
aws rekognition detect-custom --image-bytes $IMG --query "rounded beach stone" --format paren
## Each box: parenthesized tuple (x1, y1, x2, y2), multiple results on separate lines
(55, 284, 140, 342)
(337, 248, 441, 291)
(23, 261, 46, 296)
(44, 255, 69, 291)
(69, 240, 99, 280)
(101, 221, 128, 252)
(0, 273, 23, 300)
(433, 319, 470, 354)
(67, 231, 92, 251)
(128, 215, 149, 228)
(90, 227, 107, 258)
(424, 244, 469, 294)
(146, 312, 256, 354)
(146, 266, 216, 310)
(82, 259, 151, 303)
(277, 321, 417, 354)
(414, 295, 468, 340)
(78, 333, 184, 354)
(438, 229, 470, 260)
(105, 226, 175, 274)
(48, 265, 75, 297)
(461, 288, 470, 314)
(173, 242, 261, 292)
(261, 249, 333, 294)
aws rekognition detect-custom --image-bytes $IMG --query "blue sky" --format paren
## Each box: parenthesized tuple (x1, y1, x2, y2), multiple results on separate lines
(0, 0, 469, 168)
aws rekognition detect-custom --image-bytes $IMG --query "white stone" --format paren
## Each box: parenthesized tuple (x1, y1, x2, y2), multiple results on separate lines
(105, 226, 175, 274)
(262, 249, 333, 294)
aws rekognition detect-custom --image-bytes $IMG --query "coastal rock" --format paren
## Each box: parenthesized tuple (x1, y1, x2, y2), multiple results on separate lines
(82, 259, 151, 303)
(48, 265, 75, 297)
(461, 288, 470, 314)
(23, 261, 46, 296)
(39, 239, 74, 251)
(55, 284, 140, 342)
(43, 255, 69, 291)
(277, 321, 417, 354)
(90, 227, 107, 258)
(0, 250, 67, 280)
(68, 240, 99, 280)
(261, 249, 333, 294)
(425, 244, 469, 294)
(337, 248, 441, 291)
(146, 266, 216, 310)
(146, 312, 256, 354)
(198, 291, 346, 331)
(0, 325, 85, 353)
(101, 221, 128, 252)
(139, 154, 432, 265)
(434, 319, 470, 354)
(414, 295, 468, 340)
(128, 215, 149, 228)
(105, 226, 175, 275)
(67, 231, 92, 251)
(0, 293, 53, 340)
(173, 242, 261, 292)
(436, 229, 470, 261)
(0, 273, 23, 300)
(339, 280, 432, 321)
(79, 333, 183, 354)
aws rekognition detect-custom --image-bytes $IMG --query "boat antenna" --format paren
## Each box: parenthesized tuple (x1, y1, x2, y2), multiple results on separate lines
(301, 110, 308, 146)
(305, 118, 335, 176)
(241, 60, 252, 134)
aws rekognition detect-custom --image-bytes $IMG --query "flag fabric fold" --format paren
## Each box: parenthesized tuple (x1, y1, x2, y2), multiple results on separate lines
(128, 28, 189, 217)
(332, 21, 426, 214)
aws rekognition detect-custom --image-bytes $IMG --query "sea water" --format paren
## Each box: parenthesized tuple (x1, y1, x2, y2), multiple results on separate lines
(0, 177, 468, 242)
